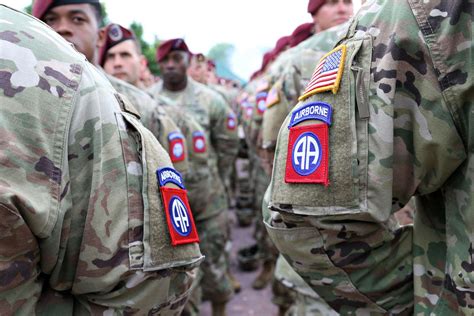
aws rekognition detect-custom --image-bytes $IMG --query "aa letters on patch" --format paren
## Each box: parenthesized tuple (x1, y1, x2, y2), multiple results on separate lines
(156, 167, 199, 246)
(289, 102, 332, 127)
(168, 131, 185, 162)
(192, 131, 207, 153)
(160, 187, 199, 246)
(299, 45, 346, 101)
(285, 124, 329, 185)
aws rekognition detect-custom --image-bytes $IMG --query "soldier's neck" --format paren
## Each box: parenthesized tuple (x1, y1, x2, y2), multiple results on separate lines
(164, 76, 187, 92)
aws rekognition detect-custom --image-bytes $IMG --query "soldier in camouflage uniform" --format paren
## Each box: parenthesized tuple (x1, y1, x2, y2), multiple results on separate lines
(100, 23, 213, 222)
(266, 0, 473, 314)
(148, 39, 240, 316)
(33, 0, 190, 176)
(0, 5, 202, 315)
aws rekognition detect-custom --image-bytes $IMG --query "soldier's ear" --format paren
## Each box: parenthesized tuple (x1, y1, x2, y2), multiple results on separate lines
(97, 27, 107, 50)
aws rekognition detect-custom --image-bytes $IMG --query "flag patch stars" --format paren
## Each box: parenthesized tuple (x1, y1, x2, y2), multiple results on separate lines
(299, 45, 346, 101)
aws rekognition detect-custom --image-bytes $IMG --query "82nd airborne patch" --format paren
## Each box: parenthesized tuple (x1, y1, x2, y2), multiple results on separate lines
(192, 131, 207, 153)
(299, 45, 346, 101)
(168, 131, 186, 163)
(156, 167, 199, 246)
(285, 124, 329, 186)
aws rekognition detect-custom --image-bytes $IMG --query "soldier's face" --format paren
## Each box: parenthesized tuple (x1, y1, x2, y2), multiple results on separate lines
(187, 58, 207, 84)
(103, 40, 143, 86)
(159, 51, 189, 85)
(43, 4, 100, 63)
(313, 0, 353, 32)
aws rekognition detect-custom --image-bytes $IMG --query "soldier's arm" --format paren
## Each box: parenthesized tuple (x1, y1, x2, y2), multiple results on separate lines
(267, 0, 470, 314)
(209, 93, 239, 182)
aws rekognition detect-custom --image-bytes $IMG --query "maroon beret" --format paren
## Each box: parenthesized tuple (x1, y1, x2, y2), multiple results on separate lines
(273, 36, 291, 57)
(33, 0, 101, 20)
(307, 0, 326, 15)
(192, 53, 206, 63)
(98, 23, 136, 66)
(207, 59, 216, 69)
(156, 38, 190, 63)
(290, 22, 315, 47)
(261, 51, 274, 71)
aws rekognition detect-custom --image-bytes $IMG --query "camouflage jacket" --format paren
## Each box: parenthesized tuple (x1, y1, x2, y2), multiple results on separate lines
(269, 0, 472, 314)
(0, 6, 202, 315)
(261, 23, 349, 174)
(148, 78, 239, 219)
(105, 73, 190, 176)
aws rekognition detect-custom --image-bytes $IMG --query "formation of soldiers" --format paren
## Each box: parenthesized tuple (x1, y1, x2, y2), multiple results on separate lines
(0, 0, 472, 315)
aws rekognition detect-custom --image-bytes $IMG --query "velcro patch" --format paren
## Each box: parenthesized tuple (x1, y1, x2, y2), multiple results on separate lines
(227, 114, 237, 130)
(285, 124, 329, 185)
(266, 86, 280, 109)
(160, 187, 199, 246)
(192, 131, 207, 153)
(289, 102, 332, 127)
(256, 91, 268, 114)
(156, 167, 186, 189)
(299, 45, 346, 101)
(168, 132, 185, 163)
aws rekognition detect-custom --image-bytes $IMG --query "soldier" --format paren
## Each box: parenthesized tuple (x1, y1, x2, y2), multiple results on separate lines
(148, 39, 239, 316)
(100, 23, 215, 262)
(32, 0, 189, 175)
(266, 0, 472, 314)
(0, 4, 202, 315)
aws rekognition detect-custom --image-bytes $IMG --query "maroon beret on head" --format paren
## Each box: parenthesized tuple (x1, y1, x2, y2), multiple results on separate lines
(261, 51, 274, 71)
(156, 38, 190, 63)
(99, 23, 136, 66)
(290, 22, 315, 47)
(33, 0, 101, 19)
(273, 36, 291, 57)
(207, 59, 216, 69)
(307, 0, 326, 15)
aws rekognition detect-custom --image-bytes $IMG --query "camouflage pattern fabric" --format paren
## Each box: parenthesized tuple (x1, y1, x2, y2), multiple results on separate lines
(267, 0, 472, 314)
(0, 5, 202, 315)
(148, 77, 238, 305)
(106, 73, 190, 176)
(261, 23, 349, 171)
(148, 77, 239, 220)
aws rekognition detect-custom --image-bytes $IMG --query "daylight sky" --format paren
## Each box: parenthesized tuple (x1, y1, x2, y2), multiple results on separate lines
(3, 0, 361, 80)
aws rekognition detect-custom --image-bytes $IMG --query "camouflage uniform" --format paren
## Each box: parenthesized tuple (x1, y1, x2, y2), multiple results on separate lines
(148, 77, 239, 304)
(267, 0, 472, 314)
(106, 73, 190, 176)
(0, 5, 202, 315)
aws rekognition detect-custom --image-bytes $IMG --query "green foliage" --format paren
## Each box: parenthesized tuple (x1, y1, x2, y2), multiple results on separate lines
(129, 21, 161, 76)
(24, 3, 32, 14)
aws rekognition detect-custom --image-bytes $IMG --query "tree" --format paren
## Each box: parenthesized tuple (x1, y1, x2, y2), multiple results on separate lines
(208, 43, 234, 69)
(24, 3, 32, 14)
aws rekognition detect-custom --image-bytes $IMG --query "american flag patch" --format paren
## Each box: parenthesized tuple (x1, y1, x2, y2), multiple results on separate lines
(299, 45, 346, 101)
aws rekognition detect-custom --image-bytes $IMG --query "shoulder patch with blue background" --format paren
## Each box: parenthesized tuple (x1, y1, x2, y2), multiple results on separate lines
(157, 167, 186, 189)
(289, 102, 332, 127)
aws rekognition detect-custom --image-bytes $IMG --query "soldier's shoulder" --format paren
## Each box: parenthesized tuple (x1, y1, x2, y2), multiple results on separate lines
(107, 74, 153, 101)
(192, 79, 228, 104)
(1, 5, 87, 65)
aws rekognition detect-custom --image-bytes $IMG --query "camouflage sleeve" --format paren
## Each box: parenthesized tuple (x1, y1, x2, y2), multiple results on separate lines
(268, 0, 471, 314)
(0, 10, 200, 313)
(208, 92, 239, 182)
